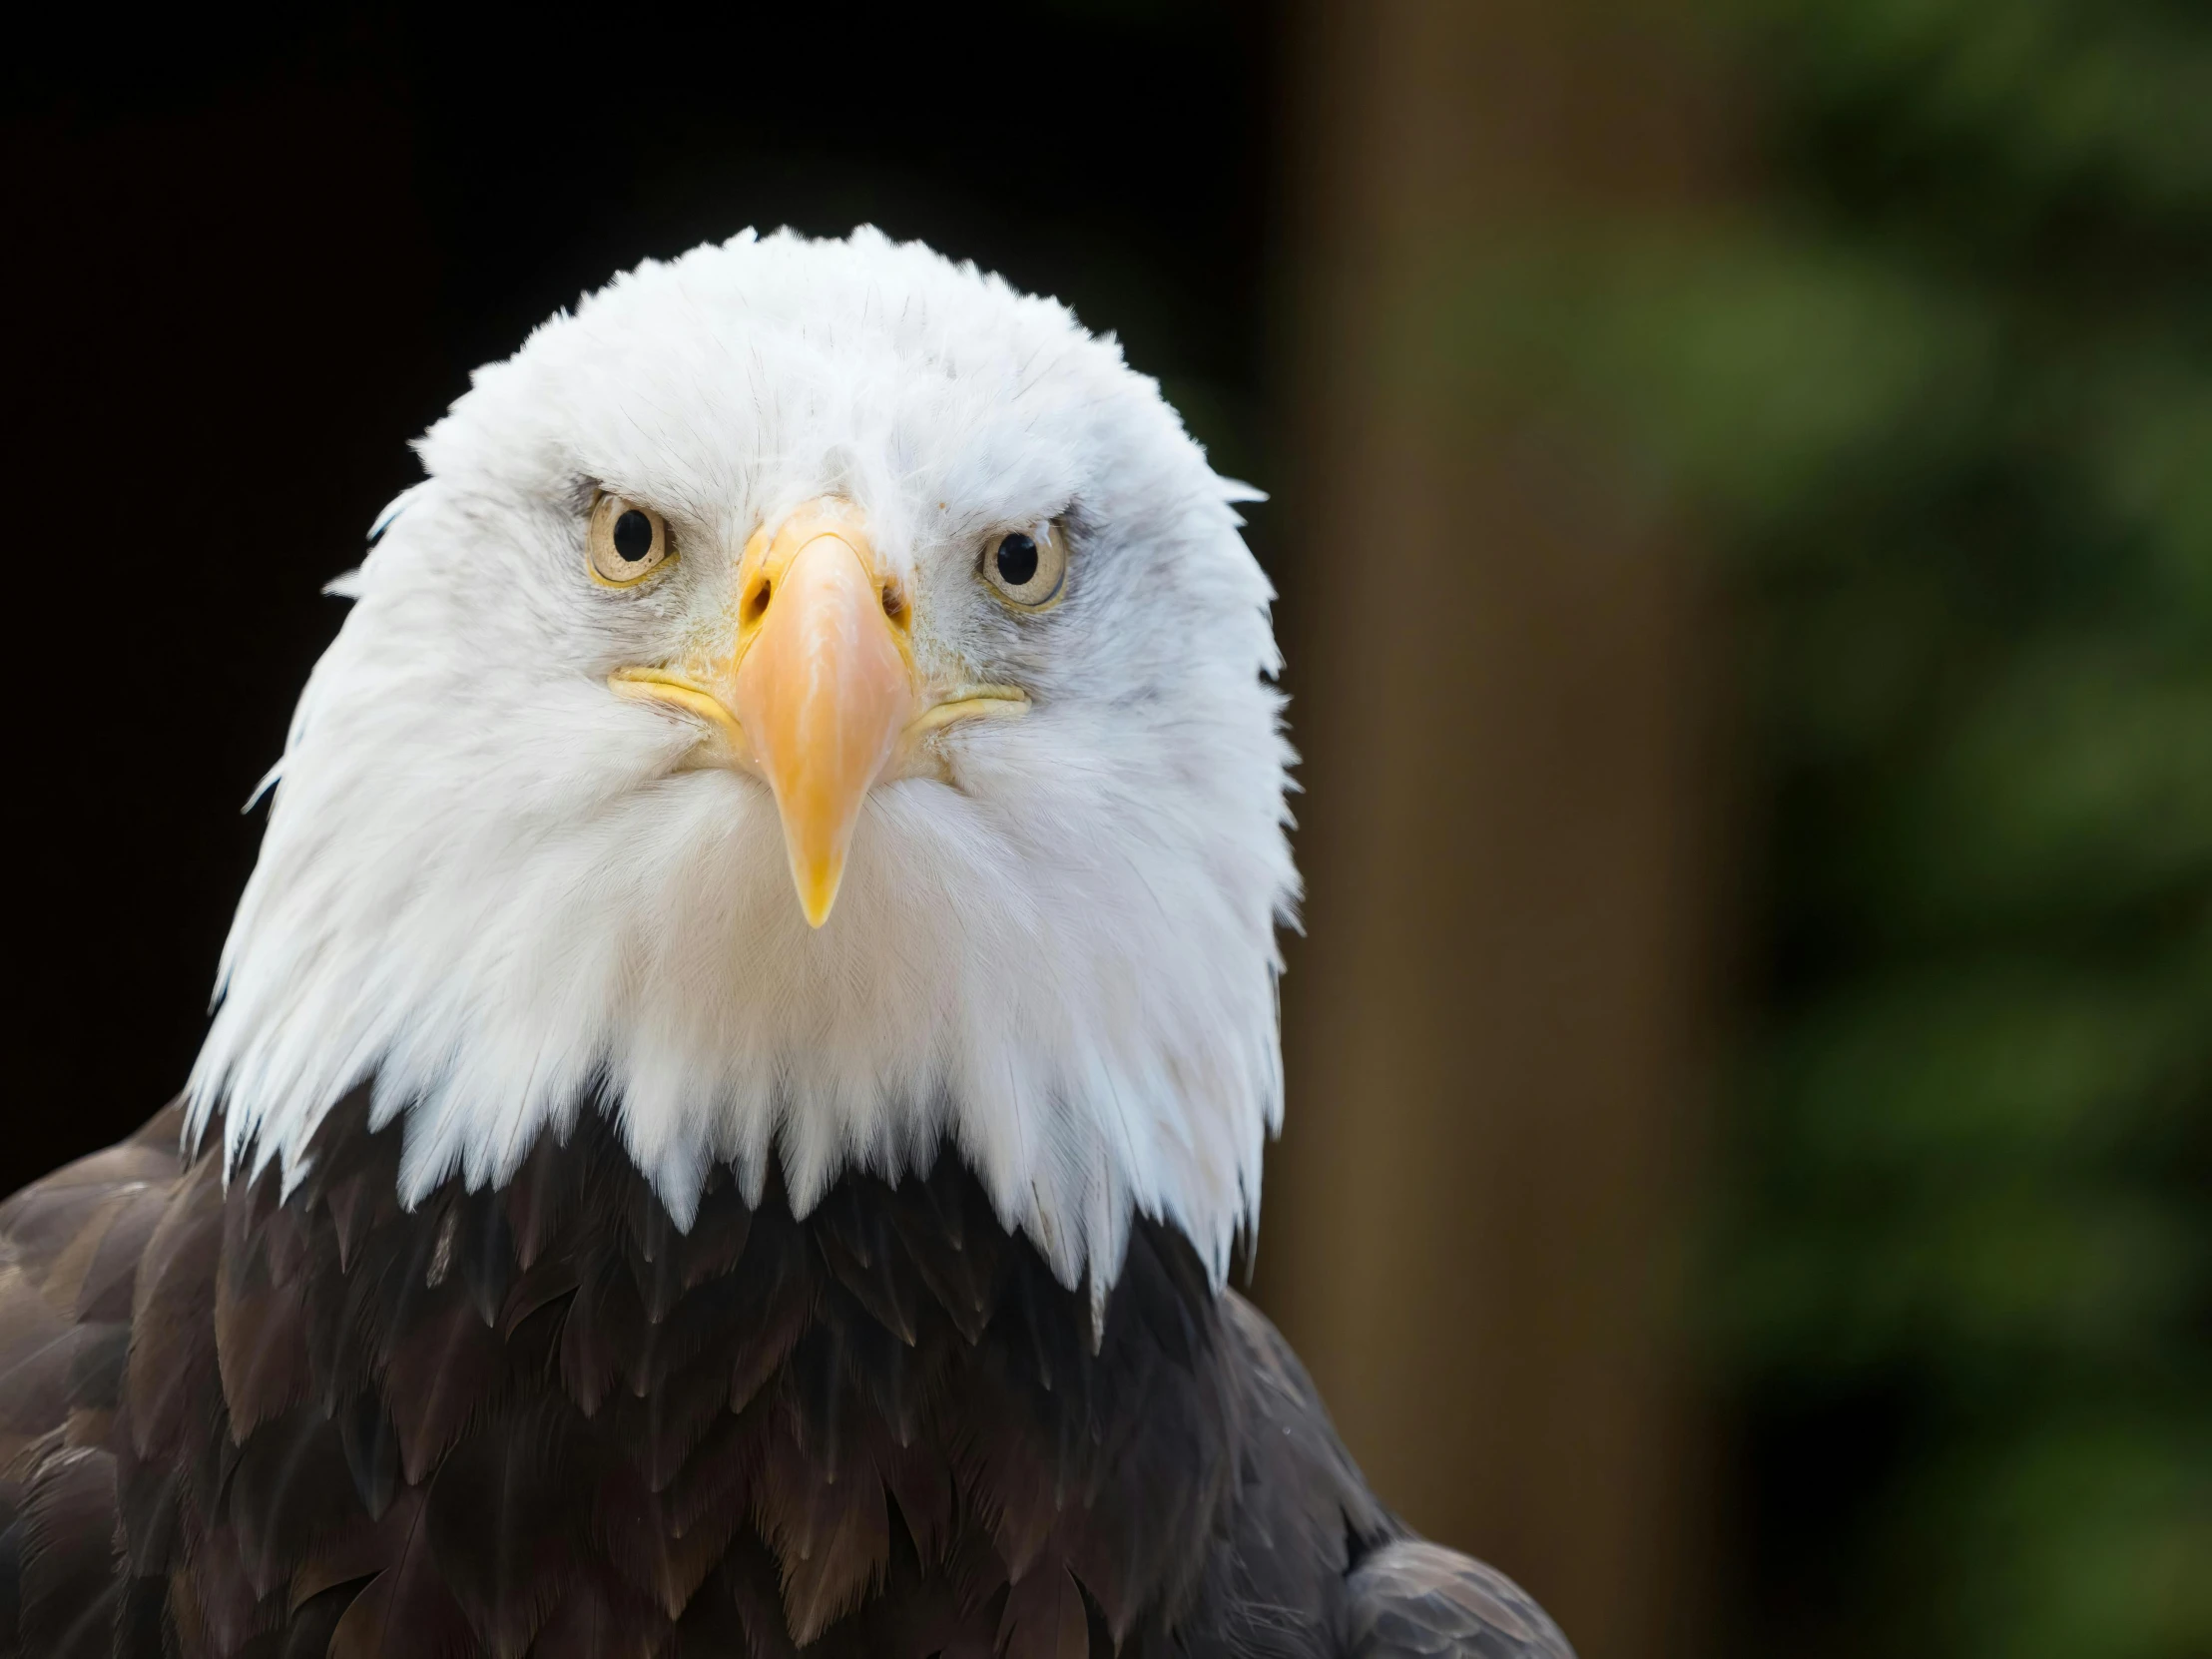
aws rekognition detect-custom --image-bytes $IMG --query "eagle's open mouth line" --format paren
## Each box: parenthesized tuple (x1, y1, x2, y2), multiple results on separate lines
(607, 669, 747, 754)
(608, 669, 1029, 750)
(904, 685, 1031, 740)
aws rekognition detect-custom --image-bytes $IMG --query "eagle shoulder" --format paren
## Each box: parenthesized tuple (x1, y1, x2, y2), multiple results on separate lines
(1347, 1540, 1576, 1659)
(0, 1102, 188, 1657)
(0, 1099, 1576, 1659)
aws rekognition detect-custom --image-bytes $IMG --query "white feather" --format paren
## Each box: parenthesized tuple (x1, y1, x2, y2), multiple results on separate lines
(187, 228, 1296, 1295)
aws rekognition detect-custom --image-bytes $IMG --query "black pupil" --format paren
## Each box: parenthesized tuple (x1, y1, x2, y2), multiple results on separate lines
(996, 532, 1039, 586)
(613, 510, 655, 562)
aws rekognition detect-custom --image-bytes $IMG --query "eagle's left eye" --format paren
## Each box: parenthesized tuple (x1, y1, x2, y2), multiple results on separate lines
(981, 521, 1068, 610)
(588, 493, 674, 587)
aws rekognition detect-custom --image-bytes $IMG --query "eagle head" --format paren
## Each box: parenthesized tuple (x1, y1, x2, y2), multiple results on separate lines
(188, 229, 1295, 1296)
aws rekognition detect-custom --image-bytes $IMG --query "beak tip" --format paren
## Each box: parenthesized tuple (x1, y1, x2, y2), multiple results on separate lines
(796, 862, 843, 929)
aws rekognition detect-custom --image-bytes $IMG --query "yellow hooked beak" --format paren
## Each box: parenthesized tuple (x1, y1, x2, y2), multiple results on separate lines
(609, 497, 1025, 928)
(731, 503, 910, 925)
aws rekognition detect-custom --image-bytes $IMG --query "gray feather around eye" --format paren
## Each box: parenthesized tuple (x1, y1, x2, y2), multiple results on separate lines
(1348, 1540, 1578, 1659)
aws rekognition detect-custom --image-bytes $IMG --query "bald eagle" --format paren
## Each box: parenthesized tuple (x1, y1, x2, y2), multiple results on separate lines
(0, 231, 1573, 1659)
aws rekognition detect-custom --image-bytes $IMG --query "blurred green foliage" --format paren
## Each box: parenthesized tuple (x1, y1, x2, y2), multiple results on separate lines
(1702, 2, 2212, 1652)
(1423, 0, 2212, 1651)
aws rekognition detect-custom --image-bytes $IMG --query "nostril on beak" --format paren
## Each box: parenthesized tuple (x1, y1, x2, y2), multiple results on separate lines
(880, 580, 906, 625)
(744, 578, 773, 625)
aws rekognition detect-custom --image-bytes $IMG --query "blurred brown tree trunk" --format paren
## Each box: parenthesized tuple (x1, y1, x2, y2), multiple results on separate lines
(1255, 5, 1727, 1656)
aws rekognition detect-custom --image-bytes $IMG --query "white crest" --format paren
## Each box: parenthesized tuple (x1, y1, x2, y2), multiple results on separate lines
(188, 229, 1296, 1297)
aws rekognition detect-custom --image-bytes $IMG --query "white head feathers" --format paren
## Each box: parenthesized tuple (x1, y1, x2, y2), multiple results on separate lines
(187, 228, 1296, 1297)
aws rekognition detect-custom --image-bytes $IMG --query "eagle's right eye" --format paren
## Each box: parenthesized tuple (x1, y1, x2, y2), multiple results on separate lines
(588, 493, 675, 587)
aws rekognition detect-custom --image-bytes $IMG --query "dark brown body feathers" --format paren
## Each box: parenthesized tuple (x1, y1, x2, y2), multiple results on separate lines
(0, 1095, 1571, 1659)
